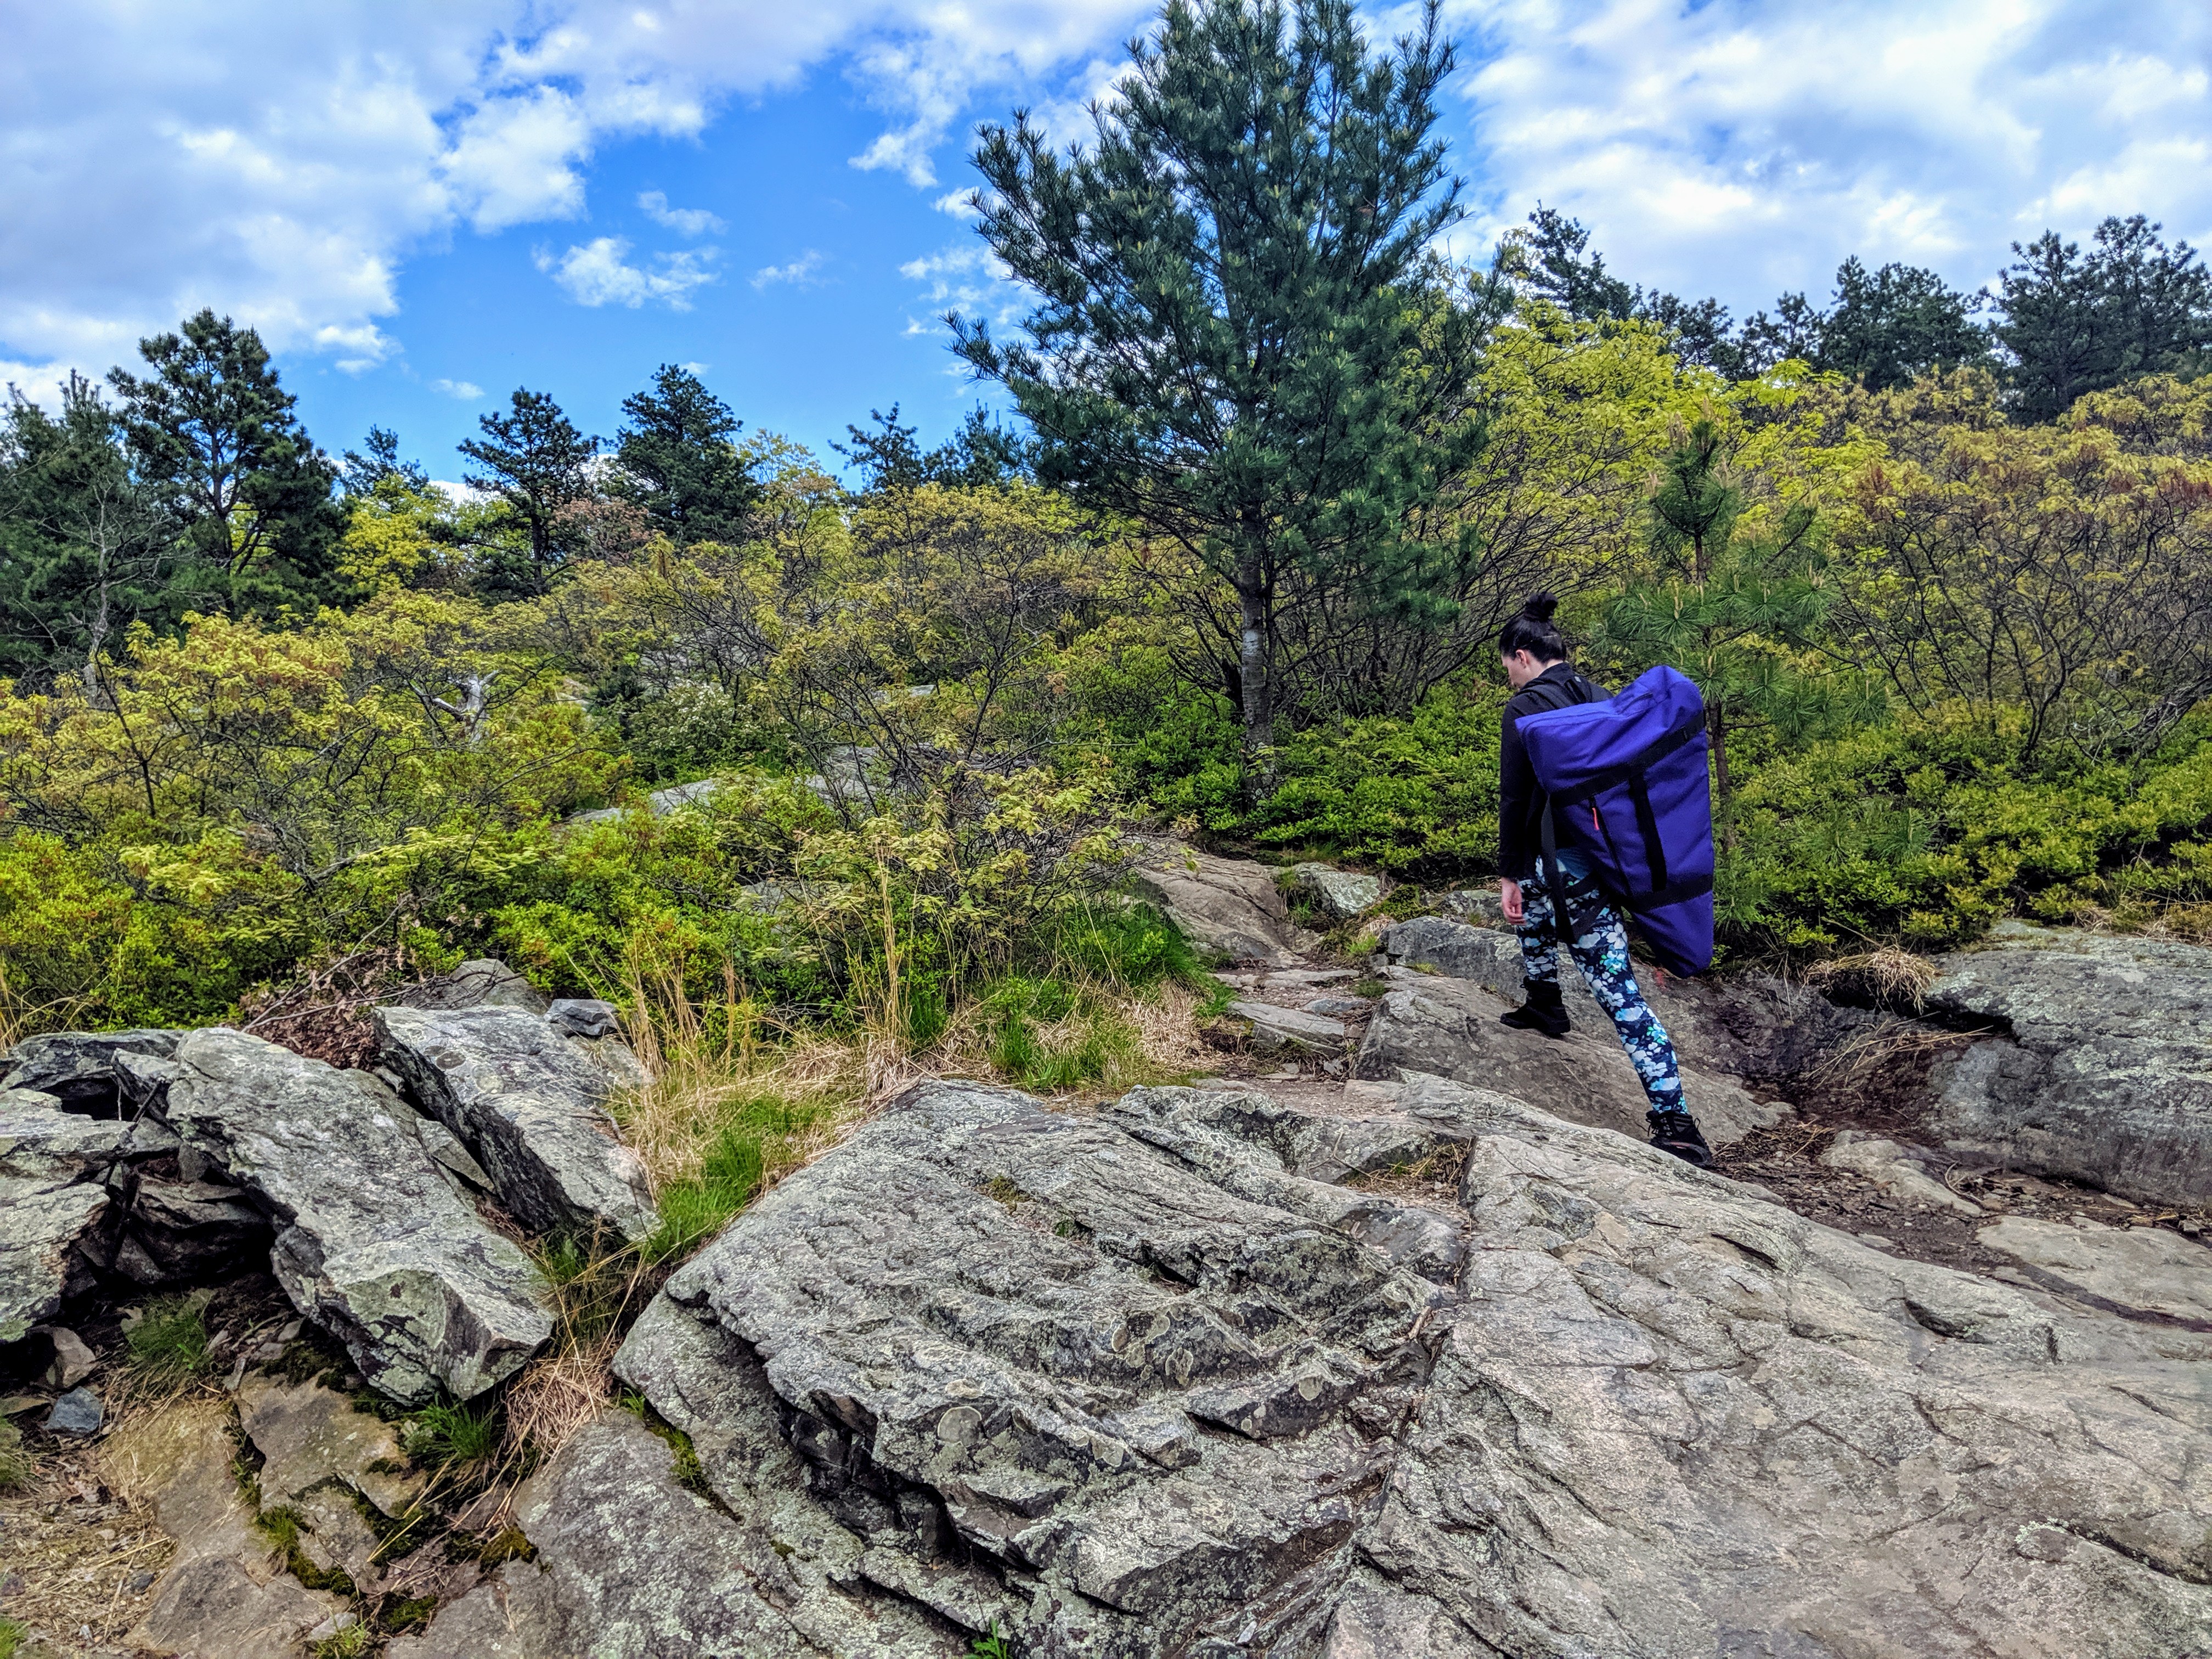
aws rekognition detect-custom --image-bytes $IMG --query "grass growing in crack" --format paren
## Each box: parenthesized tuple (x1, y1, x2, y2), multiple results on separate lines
(404, 1403, 501, 1472)
(968, 1624, 1015, 1658)
(126, 1295, 212, 1381)
(251, 1505, 356, 1595)
(307, 1621, 374, 1658)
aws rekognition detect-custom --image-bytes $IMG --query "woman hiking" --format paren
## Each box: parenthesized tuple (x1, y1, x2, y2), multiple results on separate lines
(1494, 592, 1713, 1167)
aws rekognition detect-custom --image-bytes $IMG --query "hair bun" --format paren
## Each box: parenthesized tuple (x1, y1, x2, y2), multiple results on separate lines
(1519, 590, 1559, 623)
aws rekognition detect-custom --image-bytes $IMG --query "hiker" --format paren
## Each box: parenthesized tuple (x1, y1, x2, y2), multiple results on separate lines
(1494, 592, 1712, 1167)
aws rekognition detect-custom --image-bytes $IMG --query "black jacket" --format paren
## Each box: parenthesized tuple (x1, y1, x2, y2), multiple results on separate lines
(1497, 662, 1607, 881)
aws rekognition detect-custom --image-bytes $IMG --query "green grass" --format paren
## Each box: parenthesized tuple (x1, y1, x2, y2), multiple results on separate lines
(985, 975, 1137, 1092)
(307, 1620, 374, 1658)
(404, 1402, 500, 1470)
(969, 1624, 1014, 1658)
(125, 1295, 212, 1381)
(0, 1615, 27, 1659)
(250, 1505, 356, 1594)
(639, 1092, 826, 1265)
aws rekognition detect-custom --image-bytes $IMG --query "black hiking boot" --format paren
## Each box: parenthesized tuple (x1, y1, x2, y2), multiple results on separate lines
(1498, 979, 1571, 1040)
(1646, 1109, 1712, 1168)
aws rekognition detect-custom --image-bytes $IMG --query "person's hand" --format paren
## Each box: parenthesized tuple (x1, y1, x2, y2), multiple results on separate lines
(1499, 878, 1523, 923)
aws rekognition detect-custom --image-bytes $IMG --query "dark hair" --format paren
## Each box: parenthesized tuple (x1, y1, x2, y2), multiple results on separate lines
(1498, 591, 1568, 662)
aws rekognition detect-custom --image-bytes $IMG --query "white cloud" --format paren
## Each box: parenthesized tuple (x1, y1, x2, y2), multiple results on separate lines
(429, 377, 484, 400)
(537, 238, 720, 309)
(932, 189, 982, 218)
(753, 250, 827, 290)
(638, 190, 726, 236)
(1447, 0, 2212, 312)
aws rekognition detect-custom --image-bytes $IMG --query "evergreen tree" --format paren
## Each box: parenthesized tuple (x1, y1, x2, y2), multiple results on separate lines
(837, 404, 1033, 494)
(0, 375, 177, 691)
(458, 388, 597, 593)
(106, 308, 342, 616)
(341, 426, 429, 498)
(610, 365, 760, 546)
(1997, 216, 2212, 421)
(956, 0, 1489, 761)
(1817, 257, 1990, 390)
(1597, 419, 1837, 850)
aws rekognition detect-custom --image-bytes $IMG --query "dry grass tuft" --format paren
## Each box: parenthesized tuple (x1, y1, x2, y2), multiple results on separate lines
(1804, 946, 1939, 1012)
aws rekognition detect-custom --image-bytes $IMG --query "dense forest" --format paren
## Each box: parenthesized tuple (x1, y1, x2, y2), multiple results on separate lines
(3, 0, 2210, 1077)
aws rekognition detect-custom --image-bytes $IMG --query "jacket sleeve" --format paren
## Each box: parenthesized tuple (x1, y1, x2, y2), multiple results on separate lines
(1497, 699, 1542, 882)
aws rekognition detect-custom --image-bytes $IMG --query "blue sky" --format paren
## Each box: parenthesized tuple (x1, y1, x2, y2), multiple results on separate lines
(4, 1, 2209, 480)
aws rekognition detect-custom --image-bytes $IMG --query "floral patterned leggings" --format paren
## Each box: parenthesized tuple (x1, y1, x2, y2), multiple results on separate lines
(1515, 859, 1685, 1113)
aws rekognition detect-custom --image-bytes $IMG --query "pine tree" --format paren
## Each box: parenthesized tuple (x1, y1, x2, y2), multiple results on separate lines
(955, 0, 1489, 763)
(1998, 217, 2212, 421)
(106, 308, 341, 615)
(610, 365, 760, 546)
(1597, 419, 1837, 850)
(459, 388, 598, 593)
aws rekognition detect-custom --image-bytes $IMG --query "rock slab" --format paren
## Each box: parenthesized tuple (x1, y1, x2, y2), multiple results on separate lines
(590, 1073, 2212, 1657)
(1928, 922, 2212, 1206)
(376, 1004, 656, 1243)
(1129, 840, 1301, 963)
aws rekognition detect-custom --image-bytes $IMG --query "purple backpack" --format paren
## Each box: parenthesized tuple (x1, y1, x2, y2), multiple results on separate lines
(1516, 664, 1716, 975)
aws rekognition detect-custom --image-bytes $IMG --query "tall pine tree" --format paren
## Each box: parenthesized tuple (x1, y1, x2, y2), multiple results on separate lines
(610, 365, 760, 546)
(459, 388, 598, 594)
(955, 0, 1489, 763)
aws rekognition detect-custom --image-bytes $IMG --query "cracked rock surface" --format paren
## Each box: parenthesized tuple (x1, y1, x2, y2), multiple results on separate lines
(1928, 921, 2212, 1206)
(562, 1074, 2212, 1658)
(123, 1028, 551, 1402)
(375, 1003, 656, 1242)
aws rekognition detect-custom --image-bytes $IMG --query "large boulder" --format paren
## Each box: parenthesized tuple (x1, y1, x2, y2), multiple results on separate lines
(1926, 922, 2212, 1206)
(1286, 861, 1381, 922)
(375, 1004, 657, 1243)
(1353, 975, 1788, 1147)
(1128, 840, 1303, 963)
(123, 1028, 550, 1402)
(597, 1075, 2210, 1656)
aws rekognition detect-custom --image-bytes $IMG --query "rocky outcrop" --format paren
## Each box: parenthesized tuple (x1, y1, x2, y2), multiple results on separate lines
(1353, 974, 1788, 1147)
(1927, 922, 2212, 1206)
(121, 1028, 550, 1402)
(565, 777, 723, 829)
(1128, 841, 1304, 963)
(1286, 862, 1380, 921)
(388, 958, 550, 1015)
(1, 1027, 180, 1107)
(1380, 914, 1870, 1080)
(0, 1087, 129, 1341)
(590, 1074, 2210, 1657)
(375, 1004, 657, 1243)
(1977, 1214, 2212, 1324)
(1224, 1000, 1350, 1055)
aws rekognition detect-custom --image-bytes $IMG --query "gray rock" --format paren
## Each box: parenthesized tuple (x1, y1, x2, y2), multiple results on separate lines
(1, 1028, 178, 1111)
(594, 1073, 2212, 1656)
(1226, 998, 1349, 1053)
(44, 1384, 101, 1435)
(121, 1397, 348, 1659)
(1287, 861, 1382, 921)
(545, 997, 620, 1040)
(390, 958, 550, 1015)
(37, 1324, 97, 1387)
(1303, 995, 1373, 1018)
(1821, 1130, 1982, 1215)
(391, 1408, 944, 1659)
(1437, 886, 1505, 923)
(415, 1115, 494, 1193)
(565, 777, 725, 829)
(1354, 977, 1787, 1147)
(1927, 922, 2212, 1206)
(375, 1005, 656, 1243)
(138, 1028, 550, 1403)
(116, 1175, 272, 1283)
(0, 1089, 125, 1341)
(1977, 1215, 2212, 1323)
(1128, 839, 1300, 963)
(1381, 915, 1871, 1081)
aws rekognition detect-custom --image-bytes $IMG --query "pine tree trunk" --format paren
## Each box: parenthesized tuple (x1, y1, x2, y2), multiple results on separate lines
(1236, 546, 1274, 783)
(1709, 707, 1735, 854)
